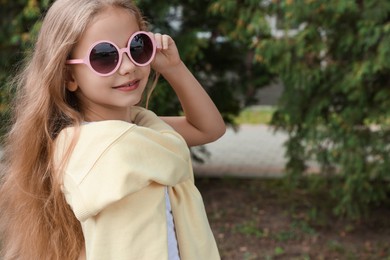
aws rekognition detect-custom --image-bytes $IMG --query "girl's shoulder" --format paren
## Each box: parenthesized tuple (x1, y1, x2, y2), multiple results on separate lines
(53, 120, 137, 168)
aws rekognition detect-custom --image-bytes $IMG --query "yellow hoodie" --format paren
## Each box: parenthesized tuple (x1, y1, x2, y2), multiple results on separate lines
(54, 107, 220, 260)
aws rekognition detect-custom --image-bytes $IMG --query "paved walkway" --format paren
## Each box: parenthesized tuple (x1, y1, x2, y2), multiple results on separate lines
(192, 125, 287, 178)
(193, 124, 318, 178)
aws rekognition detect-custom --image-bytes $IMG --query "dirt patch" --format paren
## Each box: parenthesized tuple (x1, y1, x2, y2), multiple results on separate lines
(195, 177, 390, 260)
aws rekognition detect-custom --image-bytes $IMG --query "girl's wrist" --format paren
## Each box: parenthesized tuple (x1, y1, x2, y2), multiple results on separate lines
(159, 61, 185, 79)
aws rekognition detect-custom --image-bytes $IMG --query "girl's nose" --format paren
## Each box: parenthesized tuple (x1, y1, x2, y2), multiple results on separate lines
(117, 52, 137, 75)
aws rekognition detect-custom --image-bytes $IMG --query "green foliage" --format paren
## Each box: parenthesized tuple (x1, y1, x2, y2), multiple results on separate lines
(138, 0, 273, 124)
(0, 0, 51, 139)
(213, 0, 390, 218)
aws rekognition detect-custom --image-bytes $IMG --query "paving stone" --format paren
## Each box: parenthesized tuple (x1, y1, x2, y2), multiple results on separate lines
(193, 124, 318, 178)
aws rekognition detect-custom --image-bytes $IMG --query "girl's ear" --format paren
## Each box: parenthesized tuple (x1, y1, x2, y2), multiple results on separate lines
(65, 70, 78, 92)
(67, 80, 78, 92)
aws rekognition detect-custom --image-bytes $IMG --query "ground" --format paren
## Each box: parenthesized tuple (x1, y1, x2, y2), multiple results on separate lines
(195, 177, 390, 260)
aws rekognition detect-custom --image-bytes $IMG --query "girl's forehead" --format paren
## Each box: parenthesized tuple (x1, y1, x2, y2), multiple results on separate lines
(78, 7, 139, 48)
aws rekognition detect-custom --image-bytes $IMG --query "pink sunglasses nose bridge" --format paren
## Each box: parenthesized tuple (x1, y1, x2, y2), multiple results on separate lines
(117, 47, 137, 71)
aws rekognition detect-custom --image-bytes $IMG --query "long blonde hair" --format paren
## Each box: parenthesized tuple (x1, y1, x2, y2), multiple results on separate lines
(0, 0, 148, 259)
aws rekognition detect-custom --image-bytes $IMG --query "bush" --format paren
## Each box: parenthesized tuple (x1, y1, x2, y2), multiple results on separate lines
(241, 0, 390, 218)
(212, 0, 390, 218)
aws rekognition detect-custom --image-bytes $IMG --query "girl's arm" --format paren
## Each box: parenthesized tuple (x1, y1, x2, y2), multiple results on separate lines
(151, 33, 226, 147)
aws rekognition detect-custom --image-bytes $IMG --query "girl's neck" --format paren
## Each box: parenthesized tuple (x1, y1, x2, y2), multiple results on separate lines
(81, 106, 133, 123)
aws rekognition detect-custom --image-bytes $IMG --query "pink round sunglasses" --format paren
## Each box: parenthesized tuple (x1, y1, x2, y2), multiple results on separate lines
(66, 31, 156, 76)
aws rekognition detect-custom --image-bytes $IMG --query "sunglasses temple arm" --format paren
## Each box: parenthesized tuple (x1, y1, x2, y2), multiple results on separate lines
(66, 59, 84, 64)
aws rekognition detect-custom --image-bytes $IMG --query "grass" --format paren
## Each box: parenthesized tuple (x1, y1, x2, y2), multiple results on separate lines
(234, 220, 265, 238)
(234, 106, 276, 125)
(196, 177, 390, 260)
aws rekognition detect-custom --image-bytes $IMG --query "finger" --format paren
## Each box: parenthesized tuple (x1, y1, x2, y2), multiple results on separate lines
(162, 34, 169, 50)
(154, 33, 163, 49)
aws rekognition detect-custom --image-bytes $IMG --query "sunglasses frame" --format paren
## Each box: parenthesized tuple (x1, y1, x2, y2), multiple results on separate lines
(66, 31, 156, 77)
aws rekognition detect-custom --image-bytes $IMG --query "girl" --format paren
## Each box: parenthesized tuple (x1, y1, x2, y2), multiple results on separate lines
(0, 0, 225, 259)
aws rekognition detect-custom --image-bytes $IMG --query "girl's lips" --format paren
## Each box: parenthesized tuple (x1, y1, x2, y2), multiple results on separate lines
(113, 80, 140, 91)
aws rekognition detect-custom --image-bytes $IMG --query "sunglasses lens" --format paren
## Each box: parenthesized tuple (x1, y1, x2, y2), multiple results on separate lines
(130, 33, 154, 65)
(89, 42, 119, 74)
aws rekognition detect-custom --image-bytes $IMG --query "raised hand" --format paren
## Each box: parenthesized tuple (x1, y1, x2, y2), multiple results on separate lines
(150, 33, 182, 75)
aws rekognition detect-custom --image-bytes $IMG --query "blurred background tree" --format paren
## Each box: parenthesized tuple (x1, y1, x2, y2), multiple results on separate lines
(0, 0, 51, 139)
(212, 0, 390, 218)
(136, 0, 273, 124)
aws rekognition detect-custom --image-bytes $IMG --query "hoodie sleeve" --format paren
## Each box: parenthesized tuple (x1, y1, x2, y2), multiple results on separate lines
(58, 120, 191, 222)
